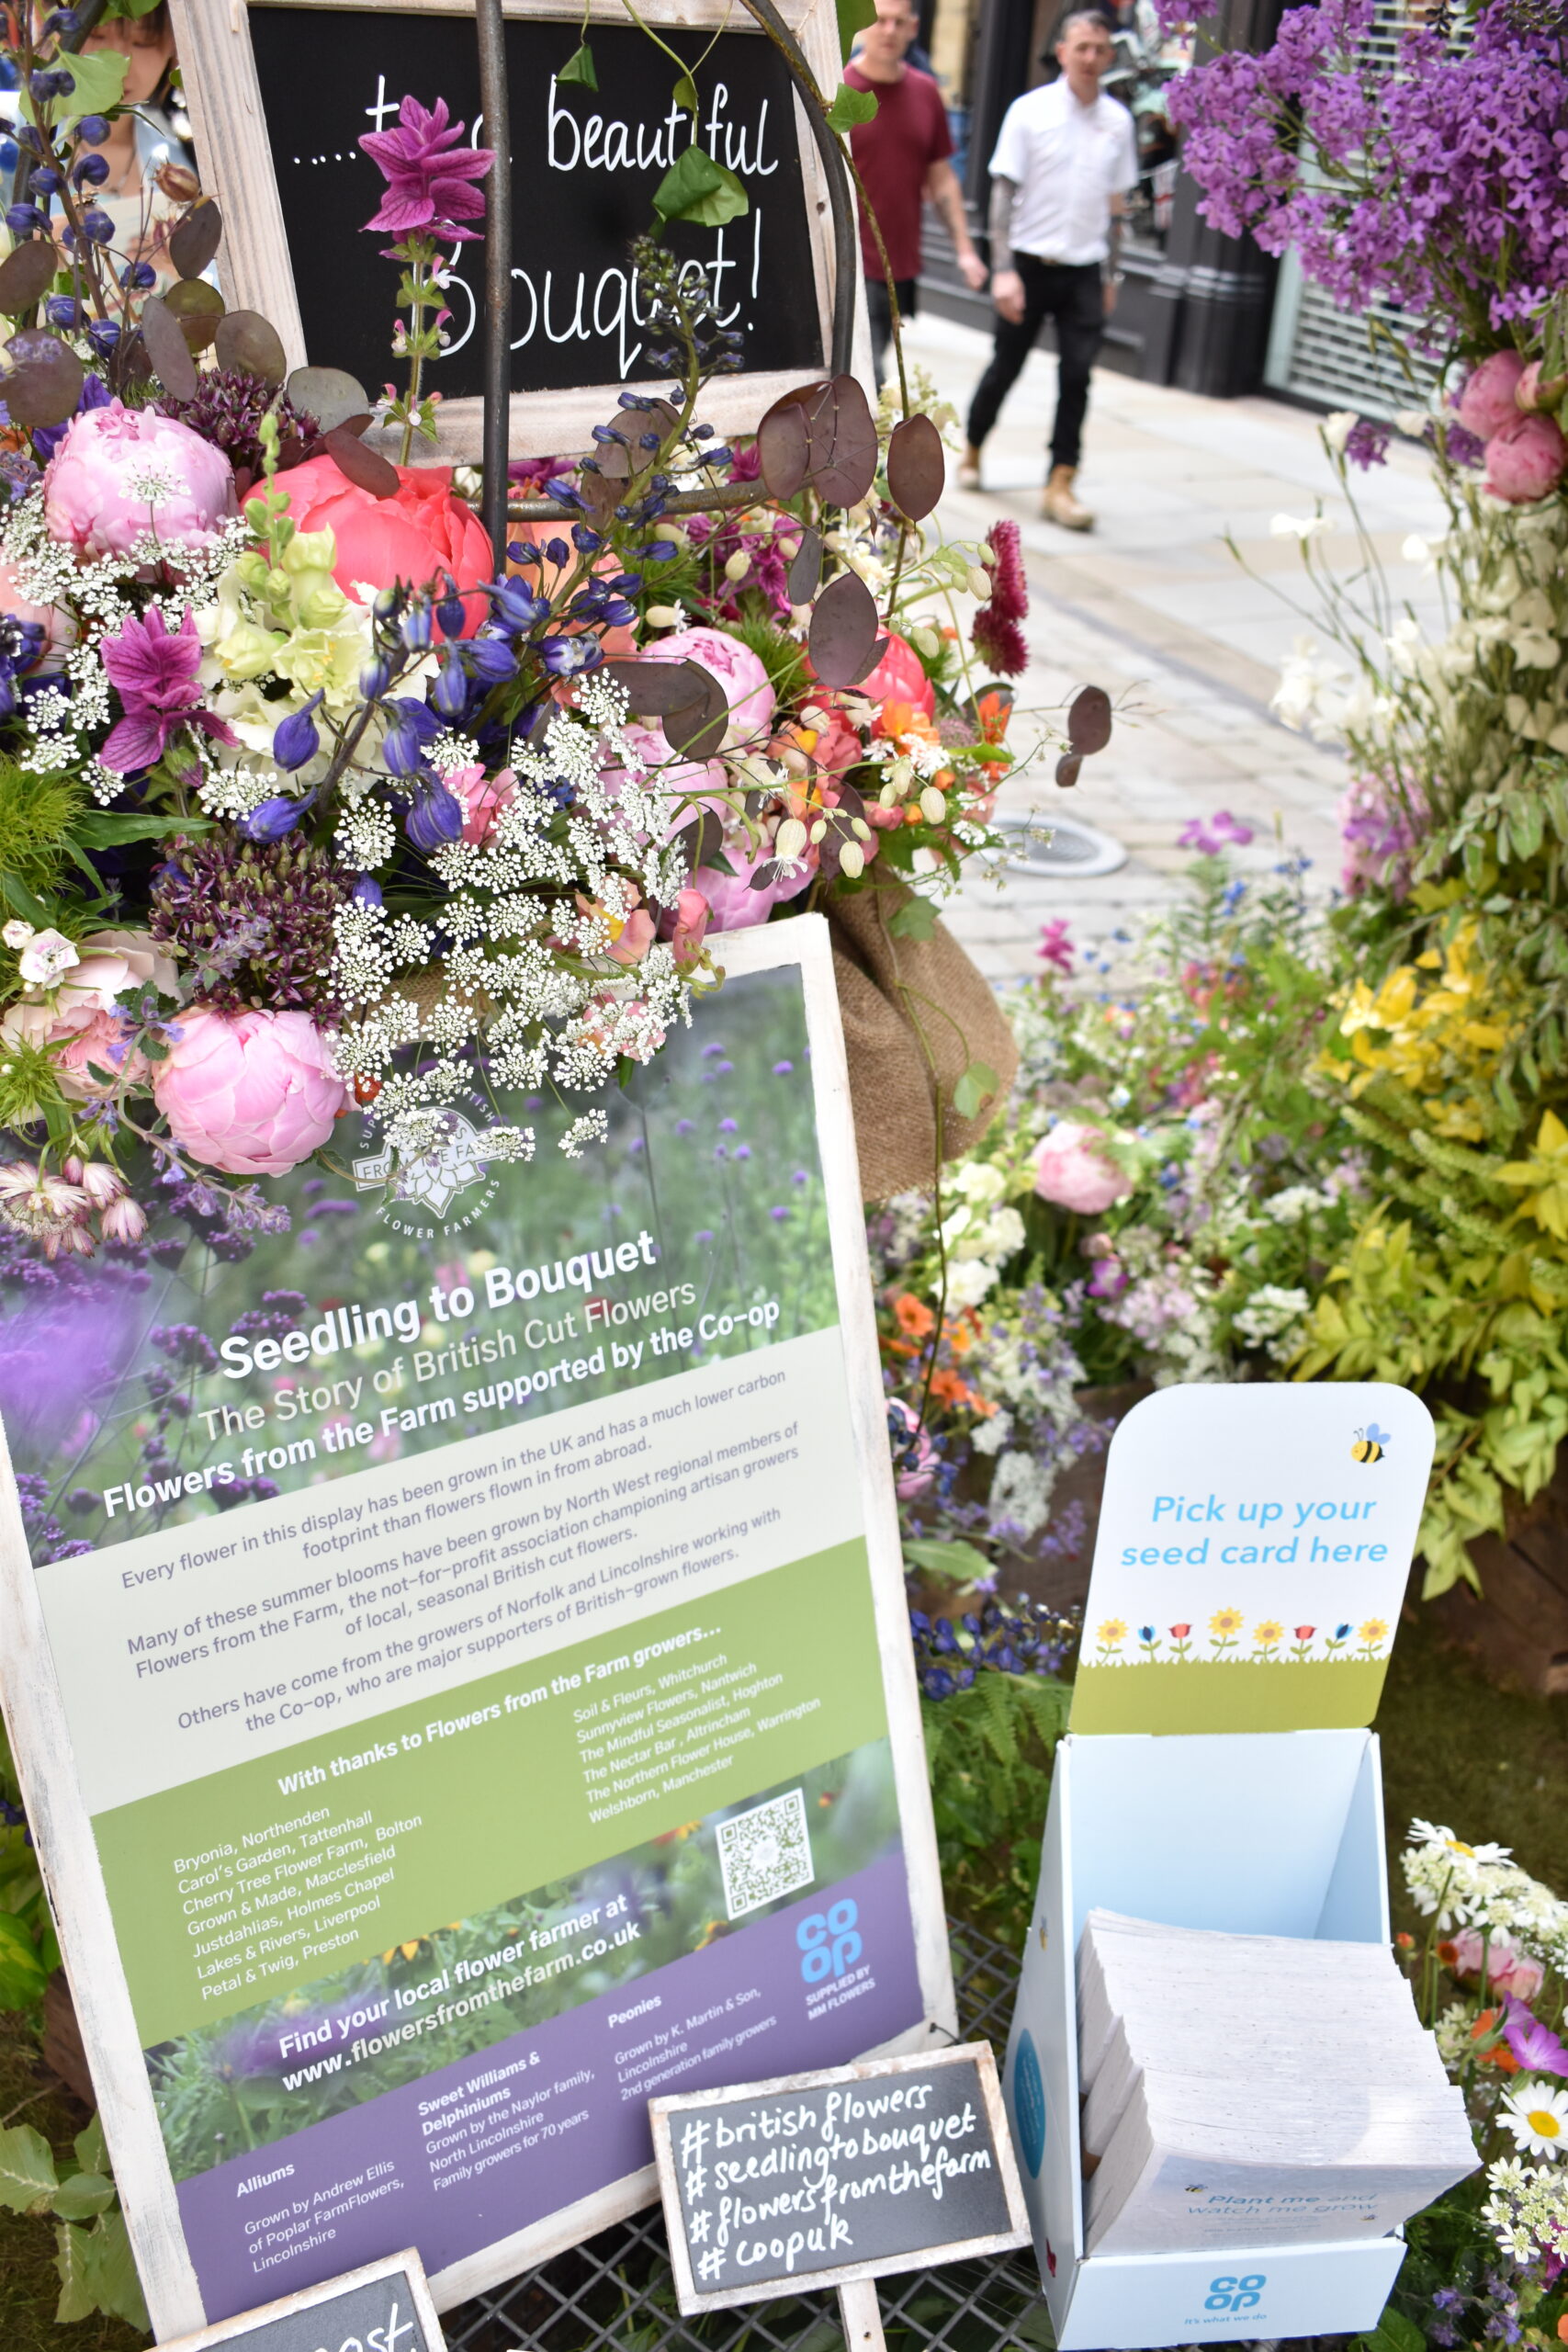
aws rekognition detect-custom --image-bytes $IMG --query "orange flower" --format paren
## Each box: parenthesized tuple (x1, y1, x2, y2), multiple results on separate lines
(1471, 2008, 1520, 2072)
(929, 1366, 970, 1408)
(893, 1292, 935, 1340)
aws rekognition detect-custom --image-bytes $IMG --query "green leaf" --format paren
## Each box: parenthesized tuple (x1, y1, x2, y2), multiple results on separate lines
(1351, 2312, 1426, 2352)
(825, 82, 878, 132)
(672, 72, 699, 114)
(51, 2172, 115, 2221)
(84, 2211, 150, 2329)
(0, 2122, 58, 2213)
(887, 893, 939, 941)
(54, 2220, 96, 2324)
(557, 40, 597, 89)
(73, 2117, 107, 2178)
(953, 1060, 1000, 1121)
(74, 811, 211, 848)
(0, 872, 51, 926)
(652, 143, 750, 228)
(0, 1912, 46, 2009)
(21, 45, 128, 125)
(904, 1538, 994, 1584)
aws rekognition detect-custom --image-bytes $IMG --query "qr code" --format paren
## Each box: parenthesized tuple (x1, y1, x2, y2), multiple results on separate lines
(717, 1790, 813, 1919)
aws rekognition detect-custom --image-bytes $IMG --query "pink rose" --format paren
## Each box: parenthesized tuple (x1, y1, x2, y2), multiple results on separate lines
(638, 625, 775, 748)
(152, 1007, 347, 1177)
(1031, 1120, 1131, 1214)
(1484, 412, 1567, 503)
(1456, 351, 1529, 440)
(43, 401, 237, 561)
(0, 1000, 146, 1101)
(444, 763, 515, 845)
(59, 927, 177, 1013)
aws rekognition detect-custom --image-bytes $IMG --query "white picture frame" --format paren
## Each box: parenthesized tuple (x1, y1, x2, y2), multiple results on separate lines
(0, 917, 953, 2339)
(157, 2248, 446, 2351)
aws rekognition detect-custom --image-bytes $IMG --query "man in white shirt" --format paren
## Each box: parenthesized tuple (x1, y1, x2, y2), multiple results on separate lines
(959, 14, 1138, 530)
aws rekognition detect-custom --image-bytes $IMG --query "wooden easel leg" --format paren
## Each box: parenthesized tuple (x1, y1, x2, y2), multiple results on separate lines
(838, 2278, 886, 2352)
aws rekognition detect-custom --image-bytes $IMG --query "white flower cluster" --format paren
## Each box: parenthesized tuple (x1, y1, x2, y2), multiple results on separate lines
(332, 676, 699, 1158)
(938, 1160, 1026, 1310)
(1481, 2155, 1568, 2269)
(1231, 1283, 1312, 1360)
(1404, 1821, 1568, 1972)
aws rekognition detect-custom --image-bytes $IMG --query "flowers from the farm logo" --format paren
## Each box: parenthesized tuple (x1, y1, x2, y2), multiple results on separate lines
(352, 1097, 503, 1239)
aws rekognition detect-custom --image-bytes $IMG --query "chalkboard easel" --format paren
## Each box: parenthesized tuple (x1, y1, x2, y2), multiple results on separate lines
(650, 2044, 1031, 2351)
(158, 2249, 445, 2352)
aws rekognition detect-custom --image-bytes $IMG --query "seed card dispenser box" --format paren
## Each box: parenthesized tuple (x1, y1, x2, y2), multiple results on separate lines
(1002, 1382, 1437, 2351)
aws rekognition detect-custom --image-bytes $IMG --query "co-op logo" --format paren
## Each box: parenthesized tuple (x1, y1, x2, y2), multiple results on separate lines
(1205, 2275, 1267, 2313)
(797, 1899, 862, 1983)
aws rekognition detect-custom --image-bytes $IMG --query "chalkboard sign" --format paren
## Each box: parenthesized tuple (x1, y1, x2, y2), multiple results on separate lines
(651, 2044, 1029, 2314)
(162, 2251, 444, 2352)
(168, 0, 852, 457)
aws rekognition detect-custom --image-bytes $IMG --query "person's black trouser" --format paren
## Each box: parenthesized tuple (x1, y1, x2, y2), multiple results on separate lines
(966, 256, 1104, 468)
(866, 276, 918, 387)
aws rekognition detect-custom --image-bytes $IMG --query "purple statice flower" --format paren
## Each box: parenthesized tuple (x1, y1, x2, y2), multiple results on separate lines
(1345, 417, 1390, 469)
(99, 605, 234, 773)
(359, 95, 494, 243)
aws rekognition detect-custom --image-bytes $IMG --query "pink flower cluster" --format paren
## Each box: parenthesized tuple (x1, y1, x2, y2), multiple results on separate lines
(0, 1155, 145, 1258)
(972, 520, 1029, 677)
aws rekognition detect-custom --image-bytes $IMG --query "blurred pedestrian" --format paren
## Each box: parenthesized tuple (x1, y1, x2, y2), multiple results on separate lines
(958, 13, 1136, 528)
(844, 0, 988, 387)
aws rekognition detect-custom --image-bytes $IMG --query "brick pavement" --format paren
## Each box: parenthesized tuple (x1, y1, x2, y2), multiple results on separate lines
(897, 312, 1447, 980)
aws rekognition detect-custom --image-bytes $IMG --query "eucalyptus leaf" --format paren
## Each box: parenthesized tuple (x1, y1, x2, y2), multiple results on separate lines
(785, 526, 822, 606)
(886, 412, 944, 520)
(322, 424, 399, 498)
(1, 329, 85, 425)
(215, 310, 288, 387)
(757, 388, 817, 501)
(1055, 752, 1082, 789)
(138, 296, 198, 401)
(168, 199, 223, 281)
(0, 241, 59, 318)
(287, 365, 371, 435)
(163, 275, 224, 353)
(1066, 683, 1112, 755)
(807, 569, 881, 689)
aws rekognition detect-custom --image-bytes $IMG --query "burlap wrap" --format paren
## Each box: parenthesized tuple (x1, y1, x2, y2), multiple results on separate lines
(829, 880, 1018, 1203)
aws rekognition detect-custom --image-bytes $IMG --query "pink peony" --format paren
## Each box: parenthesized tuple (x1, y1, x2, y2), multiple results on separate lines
(152, 1007, 347, 1177)
(638, 625, 775, 748)
(280, 454, 495, 636)
(1031, 1120, 1132, 1215)
(1456, 351, 1529, 441)
(1516, 360, 1568, 414)
(1484, 412, 1568, 503)
(43, 401, 237, 561)
(0, 562, 73, 673)
(852, 630, 936, 722)
(693, 828, 814, 930)
(668, 887, 711, 967)
(1450, 1928, 1545, 2004)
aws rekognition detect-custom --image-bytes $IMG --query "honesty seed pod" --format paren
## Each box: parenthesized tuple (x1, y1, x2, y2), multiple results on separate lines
(775, 817, 807, 860)
(920, 786, 947, 824)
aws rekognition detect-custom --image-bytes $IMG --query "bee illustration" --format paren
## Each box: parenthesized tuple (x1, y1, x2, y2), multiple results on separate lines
(1351, 1421, 1391, 1464)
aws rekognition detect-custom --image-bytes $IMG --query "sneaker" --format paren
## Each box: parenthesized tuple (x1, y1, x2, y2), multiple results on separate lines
(957, 444, 982, 492)
(1043, 465, 1093, 529)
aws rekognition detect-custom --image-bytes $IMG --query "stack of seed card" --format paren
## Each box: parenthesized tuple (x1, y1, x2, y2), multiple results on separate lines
(1077, 1910, 1478, 2256)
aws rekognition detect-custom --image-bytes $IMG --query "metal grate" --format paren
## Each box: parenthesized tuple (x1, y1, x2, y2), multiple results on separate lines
(441, 1920, 1047, 2352)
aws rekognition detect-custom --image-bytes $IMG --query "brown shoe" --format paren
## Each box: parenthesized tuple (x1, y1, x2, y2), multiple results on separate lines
(1043, 464, 1094, 530)
(957, 443, 982, 492)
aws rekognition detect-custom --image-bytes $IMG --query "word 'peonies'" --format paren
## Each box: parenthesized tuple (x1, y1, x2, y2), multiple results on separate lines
(43, 401, 238, 561)
(270, 455, 494, 635)
(152, 1006, 348, 1177)
(1031, 1120, 1131, 1215)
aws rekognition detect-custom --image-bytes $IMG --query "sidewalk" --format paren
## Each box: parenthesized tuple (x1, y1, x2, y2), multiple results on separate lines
(898, 311, 1448, 980)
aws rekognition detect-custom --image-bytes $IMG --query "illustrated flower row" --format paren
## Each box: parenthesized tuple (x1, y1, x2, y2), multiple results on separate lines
(1091, 1610, 1391, 1663)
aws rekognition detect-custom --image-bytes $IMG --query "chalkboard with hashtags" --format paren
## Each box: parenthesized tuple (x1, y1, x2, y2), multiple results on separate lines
(247, 7, 825, 400)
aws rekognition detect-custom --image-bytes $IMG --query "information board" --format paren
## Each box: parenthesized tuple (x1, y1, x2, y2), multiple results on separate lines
(651, 2045, 1028, 2312)
(161, 2249, 443, 2352)
(167, 0, 850, 455)
(0, 922, 950, 2339)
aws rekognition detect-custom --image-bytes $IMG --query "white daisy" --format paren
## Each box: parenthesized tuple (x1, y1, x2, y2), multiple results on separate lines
(1498, 2082, 1568, 2160)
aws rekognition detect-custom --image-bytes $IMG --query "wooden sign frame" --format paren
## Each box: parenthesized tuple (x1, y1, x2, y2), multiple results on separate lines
(0, 919, 953, 2340)
(166, 0, 867, 459)
(159, 2249, 446, 2351)
(649, 2041, 1031, 2322)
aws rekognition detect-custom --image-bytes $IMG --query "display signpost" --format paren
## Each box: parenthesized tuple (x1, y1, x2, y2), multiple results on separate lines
(0, 921, 951, 2339)
(160, 2249, 445, 2352)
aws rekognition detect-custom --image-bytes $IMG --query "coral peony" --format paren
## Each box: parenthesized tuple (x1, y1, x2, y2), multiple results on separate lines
(270, 455, 494, 635)
(152, 1006, 347, 1177)
(852, 630, 936, 721)
(1031, 1120, 1131, 1214)
(1456, 350, 1529, 440)
(43, 401, 237, 561)
(1484, 412, 1568, 503)
(639, 625, 775, 747)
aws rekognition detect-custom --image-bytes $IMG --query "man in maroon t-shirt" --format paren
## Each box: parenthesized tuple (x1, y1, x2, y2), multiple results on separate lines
(844, 0, 987, 385)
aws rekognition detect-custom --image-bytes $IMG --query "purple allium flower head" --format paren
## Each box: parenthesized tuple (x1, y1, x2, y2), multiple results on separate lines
(359, 95, 495, 243)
